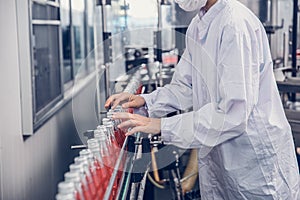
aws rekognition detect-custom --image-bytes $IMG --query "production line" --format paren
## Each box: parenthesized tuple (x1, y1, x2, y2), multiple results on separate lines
(1, 0, 300, 200)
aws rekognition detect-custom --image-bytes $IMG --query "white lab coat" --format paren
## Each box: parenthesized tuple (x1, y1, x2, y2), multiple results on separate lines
(141, 0, 300, 199)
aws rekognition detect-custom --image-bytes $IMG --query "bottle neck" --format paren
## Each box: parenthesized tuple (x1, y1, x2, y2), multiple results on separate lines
(99, 139, 109, 156)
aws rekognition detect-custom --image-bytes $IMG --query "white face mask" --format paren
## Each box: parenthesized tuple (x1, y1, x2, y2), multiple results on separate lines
(175, 0, 208, 12)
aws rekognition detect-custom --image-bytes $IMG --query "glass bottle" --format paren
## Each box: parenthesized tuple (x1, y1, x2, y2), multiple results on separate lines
(74, 157, 96, 199)
(69, 163, 92, 200)
(64, 171, 84, 200)
(57, 181, 76, 200)
(79, 149, 100, 197)
(87, 139, 108, 199)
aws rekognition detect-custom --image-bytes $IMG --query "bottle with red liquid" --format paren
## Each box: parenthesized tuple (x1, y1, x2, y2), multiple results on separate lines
(114, 106, 127, 143)
(123, 70, 141, 95)
(103, 122, 125, 199)
(74, 157, 96, 199)
(103, 119, 121, 151)
(97, 125, 118, 161)
(106, 108, 126, 169)
(95, 130, 114, 172)
(96, 125, 110, 144)
(107, 109, 125, 145)
(64, 172, 84, 200)
(57, 181, 76, 200)
(96, 129, 119, 199)
(87, 139, 108, 199)
(79, 149, 101, 198)
(109, 107, 129, 181)
(69, 163, 92, 200)
(94, 129, 115, 176)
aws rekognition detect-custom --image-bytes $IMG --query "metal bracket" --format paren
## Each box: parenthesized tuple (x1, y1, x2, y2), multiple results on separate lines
(264, 19, 284, 34)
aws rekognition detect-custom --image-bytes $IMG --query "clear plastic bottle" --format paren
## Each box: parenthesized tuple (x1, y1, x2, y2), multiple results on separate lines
(64, 172, 84, 200)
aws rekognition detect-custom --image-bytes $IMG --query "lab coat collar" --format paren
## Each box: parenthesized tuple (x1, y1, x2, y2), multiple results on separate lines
(197, 0, 228, 39)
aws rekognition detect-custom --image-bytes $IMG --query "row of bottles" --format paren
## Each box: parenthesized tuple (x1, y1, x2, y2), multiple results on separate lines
(56, 106, 127, 200)
(56, 70, 144, 200)
(123, 70, 143, 95)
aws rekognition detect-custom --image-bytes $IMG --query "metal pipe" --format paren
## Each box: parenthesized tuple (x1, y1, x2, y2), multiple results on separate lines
(71, 145, 87, 149)
(292, 0, 298, 77)
(171, 169, 183, 200)
(283, 32, 287, 68)
(270, 0, 278, 58)
(99, 1, 112, 99)
(94, 5, 102, 121)
(157, 0, 162, 29)
(105, 63, 111, 98)
(270, 0, 278, 27)
(291, 0, 298, 102)
(180, 172, 198, 183)
(137, 168, 149, 200)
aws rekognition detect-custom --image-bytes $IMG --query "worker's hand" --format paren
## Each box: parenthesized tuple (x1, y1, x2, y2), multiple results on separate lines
(113, 112, 161, 136)
(104, 92, 145, 110)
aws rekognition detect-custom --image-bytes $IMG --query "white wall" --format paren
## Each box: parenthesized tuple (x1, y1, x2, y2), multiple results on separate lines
(0, 1, 97, 199)
(0, 0, 23, 197)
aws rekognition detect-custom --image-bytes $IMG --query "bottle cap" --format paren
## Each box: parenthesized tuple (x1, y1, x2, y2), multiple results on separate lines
(96, 125, 102, 130)
(55, 193, 74, 200)
(90, 146, 103, 160)
(69, 163, 83, 174)
(58, 182, 75, 194)
(64, 172, 81, 184)
(115, 105, 123, 110)
(107, 112, 113, 119)
(87, 139, 99, 149)
(102, 118, 111, 125)
(94, 130, 107, 140)
(94, 129, 102, 136)
(87, 141, 100, 154)
(79, 149, 92, 157)
(98, 126, 109, 137)
(74, 157, 88, 167)
(104, 123, 114, 129)
(79, 149, 93, 161)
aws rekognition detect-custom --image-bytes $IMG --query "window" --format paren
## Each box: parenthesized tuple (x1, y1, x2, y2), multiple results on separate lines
(32, 25, 62, 113)
(16, 0, 103, 136)
(61, 0, 96, 84)
(16, 0, 105, 135)
(86, 0, 95, 73)
(30, 0, 63, 123)
(61, 0, 72, 84)
(71, 0, 86, 78)
(27, 0, 99, 131)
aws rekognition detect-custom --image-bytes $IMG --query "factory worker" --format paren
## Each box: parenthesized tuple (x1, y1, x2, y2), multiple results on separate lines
(106, 0, 300, 199)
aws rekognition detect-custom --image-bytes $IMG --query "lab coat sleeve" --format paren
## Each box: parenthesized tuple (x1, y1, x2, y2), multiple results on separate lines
(141, 48, 193, 118)
(161, 26, 256, 149)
